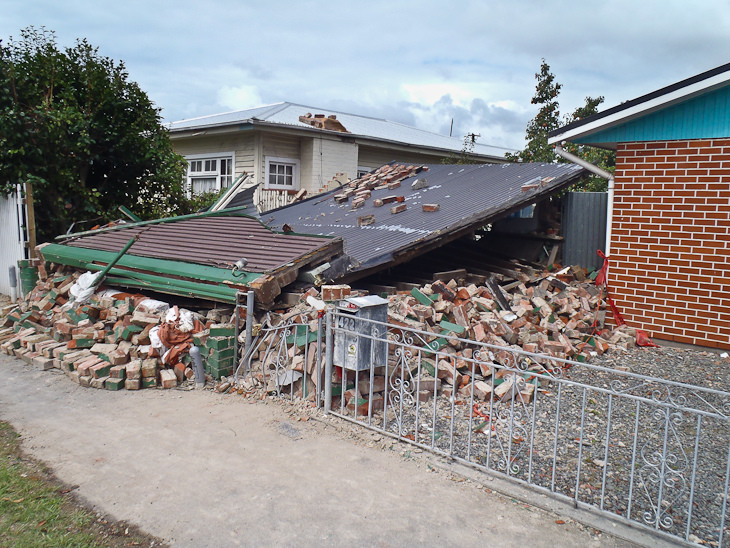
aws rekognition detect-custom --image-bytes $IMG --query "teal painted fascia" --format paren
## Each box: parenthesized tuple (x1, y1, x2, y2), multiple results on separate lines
(575, 85, 730, 146)
(40, 243, 261, 286)
(238, 122, 255, 131)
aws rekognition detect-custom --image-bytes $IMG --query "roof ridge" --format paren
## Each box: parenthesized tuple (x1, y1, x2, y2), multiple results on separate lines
(169, 101, 287, 124)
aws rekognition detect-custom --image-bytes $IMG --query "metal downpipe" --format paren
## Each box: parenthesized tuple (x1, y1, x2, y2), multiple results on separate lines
(554, 144, 615, 257)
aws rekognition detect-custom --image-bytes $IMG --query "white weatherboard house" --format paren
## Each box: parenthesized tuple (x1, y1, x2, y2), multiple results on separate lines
(0, 185, 28, 298)
(168, 102, 509, 211)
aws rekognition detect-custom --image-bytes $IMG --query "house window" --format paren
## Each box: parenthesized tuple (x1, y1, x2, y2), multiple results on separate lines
(357, 166, 372, 179)
(265, 157, 300, 190)
(185, 153, 234, 195)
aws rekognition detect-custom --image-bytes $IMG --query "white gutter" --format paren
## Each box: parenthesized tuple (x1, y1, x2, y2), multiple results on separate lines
(554, 144, 615, 257)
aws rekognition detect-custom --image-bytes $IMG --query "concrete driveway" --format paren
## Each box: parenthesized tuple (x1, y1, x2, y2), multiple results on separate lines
(0, 353, 634, 547)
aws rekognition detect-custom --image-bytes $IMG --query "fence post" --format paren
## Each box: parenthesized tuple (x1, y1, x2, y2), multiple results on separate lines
(316, 312, 323, 408)
(246, 290, 254, 352)
(234, 291, 241, 377)
(324, 307, 333, 414)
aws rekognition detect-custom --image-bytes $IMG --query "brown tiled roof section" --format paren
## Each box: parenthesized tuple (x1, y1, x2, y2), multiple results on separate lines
(64, 215, 335, 273)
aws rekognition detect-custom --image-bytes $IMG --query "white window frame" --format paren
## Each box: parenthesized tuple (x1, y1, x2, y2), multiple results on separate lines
(265, 156, 300, 191)
(357, 166, 372, 179)
(185, 152, 235, 196)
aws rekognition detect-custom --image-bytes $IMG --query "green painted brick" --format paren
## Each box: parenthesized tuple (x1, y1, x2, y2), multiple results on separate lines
(209, 347, 235, 360)
(105, 377, 125, 391)
(72, 338, 96, 348)
(285, 325, 318, 348)
(7, 310, 24, 323)
(410, 288, 438, 306)
(119, 324, 142, 341)
(192, 330, 209, 346)
(206, 354, 234, 369)
(208, 365, 234, 379)
(209, 324, 235, 337)
(142, 377, 158, 388)
(206, 336, 234, 351)
(92, 363, 113, 378)
(439, 320, 465, 335)
(424, 337, 448, 353)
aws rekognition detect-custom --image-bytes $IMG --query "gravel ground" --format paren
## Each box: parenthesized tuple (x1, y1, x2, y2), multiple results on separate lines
(330, 344, 730, 546)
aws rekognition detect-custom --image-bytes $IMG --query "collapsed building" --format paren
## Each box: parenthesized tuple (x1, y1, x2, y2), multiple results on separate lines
(1, 160, 634, 397)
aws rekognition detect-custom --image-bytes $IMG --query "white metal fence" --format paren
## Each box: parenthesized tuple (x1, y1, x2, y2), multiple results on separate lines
(235, 299, 730, 546)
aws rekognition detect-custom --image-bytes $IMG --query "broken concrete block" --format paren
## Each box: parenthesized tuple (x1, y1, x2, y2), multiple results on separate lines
(126, 359, 142, 380)
(125, 379, 141, 390)
(321, 285, 351, 302)
(90, 376, 108, 389)
(141, 359, 158, 378)
(159, 369, 177, 389)
(411, 178, 429, 190)
(357, 214, 375, 226)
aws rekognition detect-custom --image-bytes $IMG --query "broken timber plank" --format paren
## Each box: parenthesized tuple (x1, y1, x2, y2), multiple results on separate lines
(486, 277, 512, 312)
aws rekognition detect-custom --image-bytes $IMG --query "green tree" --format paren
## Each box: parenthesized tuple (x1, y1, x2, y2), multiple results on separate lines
(506, 59, 562, 163)
(560, 96, 615, 191)
(507, 59, 615, 192)
(443, 133, 482, 164)
(0, 27, 190, 242)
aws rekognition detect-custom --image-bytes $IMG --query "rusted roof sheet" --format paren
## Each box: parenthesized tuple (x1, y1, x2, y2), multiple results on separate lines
(261, 162, 585, 280)
(62, 213, 339, 273)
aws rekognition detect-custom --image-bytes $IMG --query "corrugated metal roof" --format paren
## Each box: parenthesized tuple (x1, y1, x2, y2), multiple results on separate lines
(261, 162, 585, 278)
(62, 213, 338, 273)
(168, 102, 510, 159)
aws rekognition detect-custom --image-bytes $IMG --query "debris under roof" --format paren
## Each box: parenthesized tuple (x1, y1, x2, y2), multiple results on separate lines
(261, 162, 586, 283)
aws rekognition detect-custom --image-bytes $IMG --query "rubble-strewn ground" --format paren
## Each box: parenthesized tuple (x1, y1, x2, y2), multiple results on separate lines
(0, 350, 635, 547)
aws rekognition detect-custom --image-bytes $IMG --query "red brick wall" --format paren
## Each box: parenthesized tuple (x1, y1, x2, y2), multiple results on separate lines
(610, 139, 730, 349)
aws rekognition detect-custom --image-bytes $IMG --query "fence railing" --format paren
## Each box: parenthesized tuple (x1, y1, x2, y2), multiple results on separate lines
(322, 310, 730, 547)
(234, 300, 730, 546)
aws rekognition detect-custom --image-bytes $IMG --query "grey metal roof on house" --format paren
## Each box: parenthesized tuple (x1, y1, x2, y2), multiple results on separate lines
(168, 102, 511, 159)
(261, 162, 586, 280)
(61, 212, 340, 273)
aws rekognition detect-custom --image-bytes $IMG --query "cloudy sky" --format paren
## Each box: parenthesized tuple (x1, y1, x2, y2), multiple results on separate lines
(3, 1, 729, 152)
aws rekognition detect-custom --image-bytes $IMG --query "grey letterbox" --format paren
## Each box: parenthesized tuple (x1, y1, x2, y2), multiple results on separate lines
(334, 295, 389, 371)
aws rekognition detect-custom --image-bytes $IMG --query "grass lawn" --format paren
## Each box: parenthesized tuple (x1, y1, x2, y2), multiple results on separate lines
(0, 420, 162, 547)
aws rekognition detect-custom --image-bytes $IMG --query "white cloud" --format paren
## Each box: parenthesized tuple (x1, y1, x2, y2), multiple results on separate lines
(217, 85, 263, 112)
(2, 0, 730, 151)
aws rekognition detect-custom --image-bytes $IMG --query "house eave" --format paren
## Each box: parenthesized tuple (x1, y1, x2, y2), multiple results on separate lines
(548, 68, 730, 146)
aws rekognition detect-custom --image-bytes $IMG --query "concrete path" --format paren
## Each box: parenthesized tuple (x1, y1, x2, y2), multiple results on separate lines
(0, 353, 633, 547)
